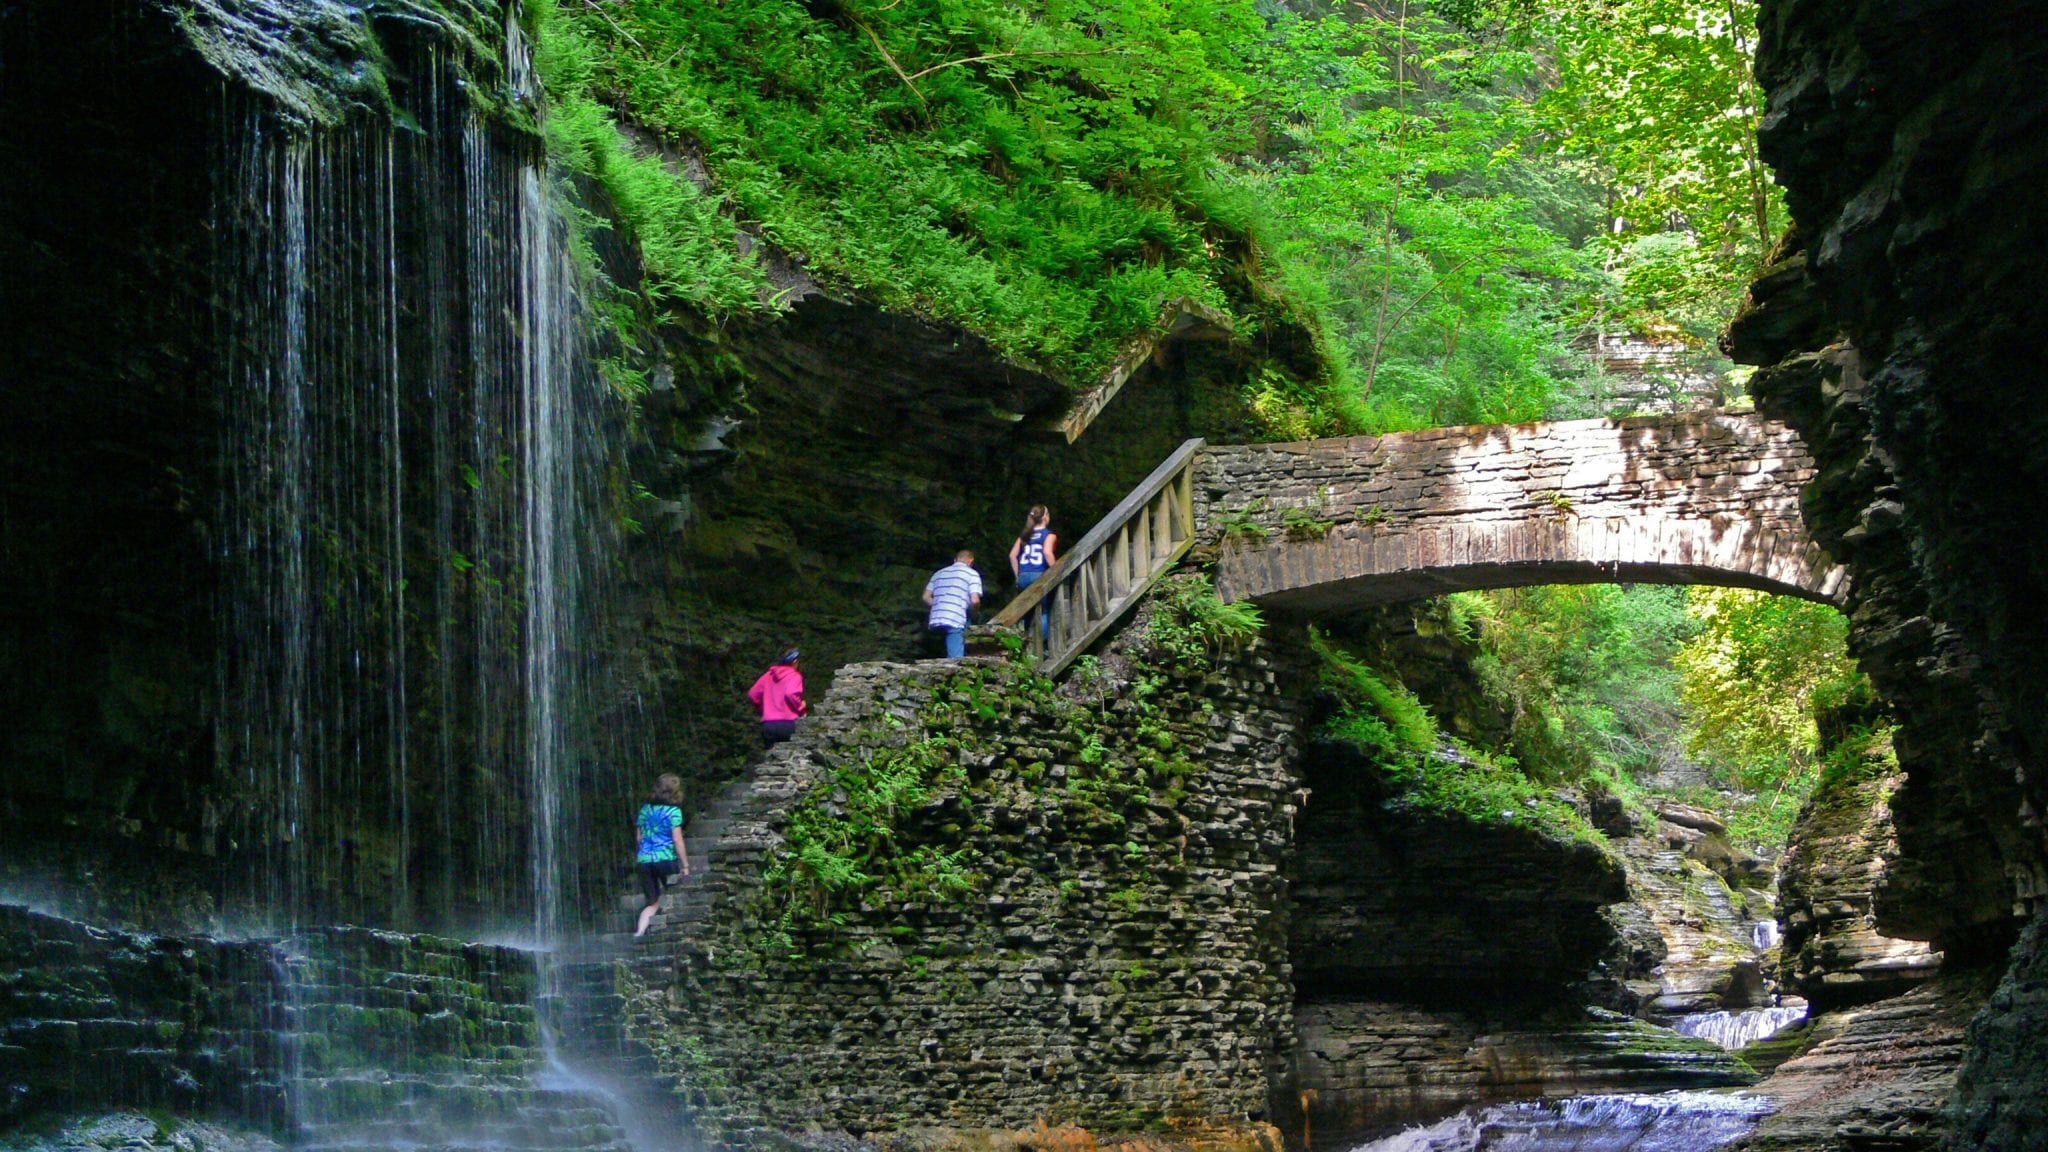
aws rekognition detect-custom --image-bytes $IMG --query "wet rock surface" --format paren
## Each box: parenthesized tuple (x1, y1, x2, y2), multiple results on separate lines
(1730, 968, 1994, 1152)
(0, 905, 635, 1149)
(1288, 1001, 1756, 1142)
(0, 1112, 284, 1152)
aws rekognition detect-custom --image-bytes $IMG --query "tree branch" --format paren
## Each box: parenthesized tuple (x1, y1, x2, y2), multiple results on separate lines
(853, 16, 928, 106)
(903, 48, 1120, 83)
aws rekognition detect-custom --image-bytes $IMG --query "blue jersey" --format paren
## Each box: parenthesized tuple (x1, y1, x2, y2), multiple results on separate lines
(1017, 528, 1051, 575)
(637, 804, 685, 862)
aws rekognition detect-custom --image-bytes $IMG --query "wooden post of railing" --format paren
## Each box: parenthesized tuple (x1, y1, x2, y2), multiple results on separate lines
(989, 438, 1205, 676)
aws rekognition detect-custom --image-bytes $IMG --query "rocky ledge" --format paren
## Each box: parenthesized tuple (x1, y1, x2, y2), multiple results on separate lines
(1730, 967, 1995, 1152)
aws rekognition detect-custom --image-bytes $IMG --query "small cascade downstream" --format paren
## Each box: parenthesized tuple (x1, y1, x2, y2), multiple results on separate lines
(1349, 1092, 1776, 1152)
(1671, 1007, 1806, 1051)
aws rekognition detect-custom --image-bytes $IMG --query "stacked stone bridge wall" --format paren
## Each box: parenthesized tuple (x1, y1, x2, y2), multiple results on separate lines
(1194, 413, 1844, 611)
(628, 638, 1307, 1151)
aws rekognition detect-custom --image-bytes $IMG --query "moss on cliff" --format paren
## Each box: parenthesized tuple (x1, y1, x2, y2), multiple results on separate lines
(528, 0, 1313, 386)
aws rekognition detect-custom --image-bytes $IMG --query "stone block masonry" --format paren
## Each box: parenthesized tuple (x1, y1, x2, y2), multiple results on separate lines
(1196, 413, 1842, 611)
(0, 903, 291, 1124)
(628, 620, 1307, 1151)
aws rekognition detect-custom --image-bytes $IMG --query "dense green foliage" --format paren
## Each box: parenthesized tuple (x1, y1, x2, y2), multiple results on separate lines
(1310, 626, 1601, 844)
(533, 0, 1282, 382)
(1452, 585, 1693, 780)
(532, 0, 1781, 422)
(1440, 584, 1864, 850)
(1672, 588, 1867, 844)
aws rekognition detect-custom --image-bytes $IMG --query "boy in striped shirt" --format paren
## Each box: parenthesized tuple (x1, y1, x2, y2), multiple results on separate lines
(922, 550, 984, 659)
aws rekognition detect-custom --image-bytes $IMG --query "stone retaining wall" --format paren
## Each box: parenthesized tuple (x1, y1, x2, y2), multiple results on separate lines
(0, 904, 624, 1147)
(0, 903, 290, 1124)
(628, 613, 1306, 1150)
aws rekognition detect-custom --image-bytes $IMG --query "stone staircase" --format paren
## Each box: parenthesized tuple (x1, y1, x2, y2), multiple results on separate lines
(535, 759, 786, 1150)
(619, 764, 762, 953)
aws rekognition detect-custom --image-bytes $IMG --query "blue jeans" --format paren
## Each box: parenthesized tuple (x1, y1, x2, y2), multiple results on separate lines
(935, 626, 965, 659)
(1017, 570, 1052, 643)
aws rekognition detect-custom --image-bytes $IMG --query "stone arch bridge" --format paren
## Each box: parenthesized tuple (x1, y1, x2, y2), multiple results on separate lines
(996, 410, 1842, 673)
(1196, 412, 1845, 613)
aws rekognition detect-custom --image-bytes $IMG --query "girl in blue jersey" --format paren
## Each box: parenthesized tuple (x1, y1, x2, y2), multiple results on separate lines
(1009, 505, 1058, 588)
(1010, 505, 1058, 644)
(633, 773, 690, 937)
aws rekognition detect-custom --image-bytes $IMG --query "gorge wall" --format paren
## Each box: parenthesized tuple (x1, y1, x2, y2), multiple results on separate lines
(1731, 0, 2048, 1143)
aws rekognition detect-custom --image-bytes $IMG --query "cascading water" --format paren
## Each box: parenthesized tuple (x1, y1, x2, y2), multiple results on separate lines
(213, 29, 635, 944)
(1751, 918, 1781, 951)
(1673, 1007, 1807, 1052)
(209, 8, 651, 1146)
(1349, 1092, 1776, 1152)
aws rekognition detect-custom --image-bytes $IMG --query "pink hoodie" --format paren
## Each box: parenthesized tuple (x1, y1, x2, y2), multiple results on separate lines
(748, 664, 807, 722)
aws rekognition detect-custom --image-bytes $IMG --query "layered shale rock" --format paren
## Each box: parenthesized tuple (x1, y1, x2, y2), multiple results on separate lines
(1731, 970, 1994, 1152)
(1735, 0, 2048, 1135)
(1776, 725, 1940, 1010)
(1287, 1001, 1753, 1142)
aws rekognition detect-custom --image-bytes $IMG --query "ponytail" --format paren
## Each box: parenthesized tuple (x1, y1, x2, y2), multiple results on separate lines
(1017, 504, 1049, 541)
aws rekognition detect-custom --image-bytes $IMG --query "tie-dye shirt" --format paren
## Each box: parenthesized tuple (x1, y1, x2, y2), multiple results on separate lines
(636, 804, 685, 863)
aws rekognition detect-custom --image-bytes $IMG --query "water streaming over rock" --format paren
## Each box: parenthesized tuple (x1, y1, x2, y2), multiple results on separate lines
(1349, 1092, 1776, 1152)
(212, 30, 638, 942)
(204, 10, 657, 1148)
(1672, 1007, 1807, 1051)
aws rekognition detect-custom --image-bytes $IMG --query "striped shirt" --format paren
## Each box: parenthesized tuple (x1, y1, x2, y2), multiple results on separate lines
(924, 562, 983, 630)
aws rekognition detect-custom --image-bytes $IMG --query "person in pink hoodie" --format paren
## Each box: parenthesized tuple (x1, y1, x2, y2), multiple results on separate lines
(748, 648, 807, 749)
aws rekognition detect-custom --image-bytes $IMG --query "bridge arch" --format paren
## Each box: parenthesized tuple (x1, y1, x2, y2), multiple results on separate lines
(1195, 413, 1846, 612)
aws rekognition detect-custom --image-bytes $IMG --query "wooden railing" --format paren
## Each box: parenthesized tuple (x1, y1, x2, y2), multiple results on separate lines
(989, 438, 1204, 676)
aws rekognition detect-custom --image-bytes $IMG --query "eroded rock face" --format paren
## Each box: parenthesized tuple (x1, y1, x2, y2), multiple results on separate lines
(1612, 838, 1773, 1020)
(1734, 0, 2048, 1132)
(1733, 1, 2048, 947)
(1775, 727, 1941, 1011)
(1730, 969, 1994, 1152)
(1287, 755, 1628, 1003)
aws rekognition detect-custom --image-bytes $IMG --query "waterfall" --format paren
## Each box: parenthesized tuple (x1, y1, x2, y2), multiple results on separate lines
(1673, 1007, 1807, 1052)
(204, 10, 662, 1147)
(212, 24, 638, 942)
(1349, 1092, 1776, 1152)
(1752, 918, 1782, 951)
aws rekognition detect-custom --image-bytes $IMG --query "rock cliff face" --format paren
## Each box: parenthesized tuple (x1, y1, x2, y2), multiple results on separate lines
(1775, 724, 1940, 1010)
(1732, 0, 2048, 1141)
(1732, 969, 1994, 1152)
(1287, 747, 1626, 1004)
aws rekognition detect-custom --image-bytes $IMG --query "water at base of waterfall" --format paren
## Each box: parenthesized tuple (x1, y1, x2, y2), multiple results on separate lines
(1348, 1092, 1776, 1152)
